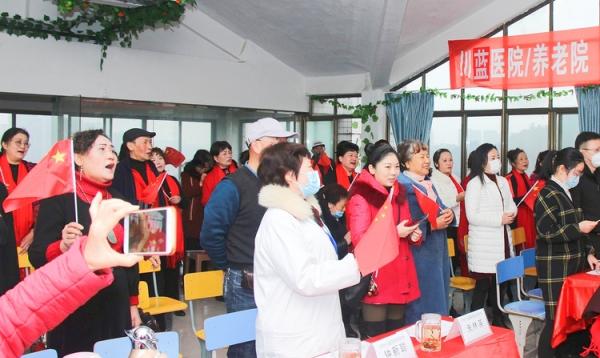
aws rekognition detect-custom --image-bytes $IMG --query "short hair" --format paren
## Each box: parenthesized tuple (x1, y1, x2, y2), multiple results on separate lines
(575, 131, 600, 149)
(397, 140, 429, 171)
(209, 141, 232, 157)
(470, 143, 498, 183)
(432, 148, 452, 169)
(539, 147, 584, 180)
(258, 142, 311, 187)
(336, 141, 359, 160)
(507, 148, 525, 165)
(150, 147, 165, 158)
(1, 128, 29, 154)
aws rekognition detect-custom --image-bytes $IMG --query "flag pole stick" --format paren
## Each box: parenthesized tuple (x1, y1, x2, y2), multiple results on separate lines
(70, 139, 79, 223)
(516, 180, 539, 207)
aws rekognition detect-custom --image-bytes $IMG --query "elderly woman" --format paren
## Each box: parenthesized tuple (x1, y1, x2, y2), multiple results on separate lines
(397, 140, 453, 324)
(29, 130, 140, 355)
(505, 148, 536, 250)
(254, 142, 360, 357)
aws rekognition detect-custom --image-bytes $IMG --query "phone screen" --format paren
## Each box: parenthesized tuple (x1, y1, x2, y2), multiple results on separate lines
(125, 207, 175, 255)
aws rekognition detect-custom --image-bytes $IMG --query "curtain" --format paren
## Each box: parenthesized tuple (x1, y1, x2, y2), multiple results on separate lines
(385, 92, 434, 144)
(575, 87, 600, 133)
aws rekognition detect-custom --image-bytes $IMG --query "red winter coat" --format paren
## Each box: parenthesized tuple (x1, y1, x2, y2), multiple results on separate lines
(201, 163, 238, 206)
(0, 237, 112, 358)
(347, 169, 420, 304)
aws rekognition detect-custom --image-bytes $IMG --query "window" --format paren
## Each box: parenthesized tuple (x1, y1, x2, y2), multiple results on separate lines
(559, 113, 580, 149)
(554, 0, 599, 31)
(15, 114, 60, 162)
(70, 116, 105, 134)
(0, 114, 12, 138)
(306, 120, 334, 157)
(147, 119, 181, 176)
(466, 116, 502, 163)
(507, 115, 549, 174)
(429, 117, 462, 176)
(426, 62, 461, 111)
(181, 121, 213, 167)
(111, 118, 142, 151)
(464, 32, 503, 110)
(337, 118, 361, 146)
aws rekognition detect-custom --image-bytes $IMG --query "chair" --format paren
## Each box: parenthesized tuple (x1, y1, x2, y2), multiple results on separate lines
(204, 308, 257, 351)
(447, 238, 476, 314)
(496, 256, 545, 358)
(17, 247, 34, 276)
(183, 270, 225, 358)
(21, 349, 57, 358)
(184, 249, 211, 273)
(512, 227, 527, 251)
(138, 259, 187, 315)
(520, 248, 542, 300)
(93, 331, 179, 358)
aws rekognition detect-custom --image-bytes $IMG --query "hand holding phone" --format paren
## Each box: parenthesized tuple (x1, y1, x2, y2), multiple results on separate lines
(124, 206, 176, 255)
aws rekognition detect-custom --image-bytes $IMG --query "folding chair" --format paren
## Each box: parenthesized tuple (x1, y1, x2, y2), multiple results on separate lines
(21, 349, 57, 358)
(93, 331, 180, 358)
(520, 248, 542, 300)
(17, 247, 34, 276)
(496, 256, 545, 358)
(138, 259, 187, 315)
(204, 308, 257, 354)
(183, 270, 225, 358)
(447, 238, 475, 314)
(512, 227, 527, 252)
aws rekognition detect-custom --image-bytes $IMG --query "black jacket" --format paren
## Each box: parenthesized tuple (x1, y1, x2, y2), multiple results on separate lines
(571, 164, 600, 238)
(0, 184, 18, 296)
(111, 156, 165, 207)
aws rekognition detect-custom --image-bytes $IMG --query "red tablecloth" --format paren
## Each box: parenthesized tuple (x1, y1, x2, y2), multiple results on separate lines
(552, 272, 600, 348)
(367, 317, 519, 357)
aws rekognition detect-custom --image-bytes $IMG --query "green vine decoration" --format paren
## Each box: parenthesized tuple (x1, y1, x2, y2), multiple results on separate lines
(0, 0, 196, 69)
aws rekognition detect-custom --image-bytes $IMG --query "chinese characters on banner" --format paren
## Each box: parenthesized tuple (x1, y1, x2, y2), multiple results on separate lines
(448, 26, 600, 89)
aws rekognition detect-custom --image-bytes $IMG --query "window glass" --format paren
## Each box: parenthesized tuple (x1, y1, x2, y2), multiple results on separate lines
(306, 120, 334, 158)
(426, 62, 461, 111)
(111, 118, 143, 152)
(507, 115, 549, 174)
(429, 117, 462, 177)
(312, 99, 334, 116)
(553, 86, 578, 108)
(466, 116, 502, 168)
(147, 119, 181, 176)
(337, 118, 362, 147)
(559, 113, 580, 149)
(465, 32, 503, 110)
(0, 114, 12, 140)
(181, 121, 213, 169)
(554, 0, 599, 31)
(336, 97, 362, 115)
(15, 114, 60, 163)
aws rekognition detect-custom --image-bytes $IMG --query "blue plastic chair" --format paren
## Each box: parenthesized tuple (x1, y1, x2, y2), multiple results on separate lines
(204, 308, 257, 352)
(520, 248, 543, 300)
(21, 350, 58, 358)
(93, 331, 179, 358)
(496, 256, 545, 357)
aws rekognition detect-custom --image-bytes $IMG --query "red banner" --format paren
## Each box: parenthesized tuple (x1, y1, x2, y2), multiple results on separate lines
(449, 26, 600, 89)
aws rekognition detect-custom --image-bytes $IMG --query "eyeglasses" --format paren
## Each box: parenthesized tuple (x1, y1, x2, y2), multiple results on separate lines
(11, 140, 30, 148)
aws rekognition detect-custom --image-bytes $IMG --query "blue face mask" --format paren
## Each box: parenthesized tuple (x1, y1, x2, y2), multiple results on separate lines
(566, 174, 580, 189)
(300, 170, 321, 198)
(332, 210, 344, 219)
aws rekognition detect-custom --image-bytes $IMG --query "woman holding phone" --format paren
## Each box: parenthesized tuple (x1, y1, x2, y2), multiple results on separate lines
(29, 130, 140, 355)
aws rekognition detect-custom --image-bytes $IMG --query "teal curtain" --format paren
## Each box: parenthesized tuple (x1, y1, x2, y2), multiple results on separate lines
(575, 87, 600, 133)
(385, 92, 434, 143)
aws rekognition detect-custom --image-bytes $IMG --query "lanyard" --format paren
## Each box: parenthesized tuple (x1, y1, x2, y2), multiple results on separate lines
(320, 223, 338, 253)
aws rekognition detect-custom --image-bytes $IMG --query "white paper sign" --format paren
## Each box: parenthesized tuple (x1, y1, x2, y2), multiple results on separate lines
(445, 308, 492, 345)
(365, 330, 417, 358)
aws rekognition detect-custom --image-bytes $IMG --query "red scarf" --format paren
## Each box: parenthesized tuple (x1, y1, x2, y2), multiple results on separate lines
(336, 163, 356, 190)
(163, 175, 184, 268)
(0, 155, 34, 245)
(131, 163, 158, 207)
(448, 173, 464, 194)
(76, 174, 125, 253)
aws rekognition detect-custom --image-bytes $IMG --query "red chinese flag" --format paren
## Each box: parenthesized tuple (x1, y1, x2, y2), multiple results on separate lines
(413, 185, 440, 229)
(139, 172, 168, 205)
(3, 139, 74, 212)
(164, 147, 185, 168)
(354, 191, 399, 276)
(523, 180, 545, 211)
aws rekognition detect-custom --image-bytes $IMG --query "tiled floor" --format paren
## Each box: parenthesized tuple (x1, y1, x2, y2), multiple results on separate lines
(171, 298, 228, 357)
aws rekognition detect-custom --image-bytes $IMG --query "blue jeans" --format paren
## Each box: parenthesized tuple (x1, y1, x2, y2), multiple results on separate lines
(224, 268, 257, 358)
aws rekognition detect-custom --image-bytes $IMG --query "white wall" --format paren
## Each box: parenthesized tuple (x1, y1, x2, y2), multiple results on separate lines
(0, 1, 308, 112)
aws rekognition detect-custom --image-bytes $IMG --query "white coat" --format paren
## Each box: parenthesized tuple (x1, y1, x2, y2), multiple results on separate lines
(465, 174, 517, 273)
(430, 168, 462, 225)
(254, 185, 361, 358)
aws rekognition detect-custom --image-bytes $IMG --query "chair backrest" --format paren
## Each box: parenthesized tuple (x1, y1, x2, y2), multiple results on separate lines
(447, 238, 455, 257)
(138, 281, 150, 310)
(138, 259, 160, 274)
(17, 248, 33, 269)
(512, 227, 526, 247)
(496, 256, 525, 284)
(520, 248, 536, 269)
(93, 332, 179, 358)
(184, 270, 224, 300)
(21, 349, 58, 358)
(463, 235, 469, 251)
(204, 308, 257, 351)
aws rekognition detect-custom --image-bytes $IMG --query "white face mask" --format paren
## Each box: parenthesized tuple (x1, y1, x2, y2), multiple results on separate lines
(592, 152, 600, 168)
(487, 159, 501, 174)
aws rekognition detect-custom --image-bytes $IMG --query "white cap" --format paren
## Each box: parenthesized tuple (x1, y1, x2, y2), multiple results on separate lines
(245, 117, 297, 144)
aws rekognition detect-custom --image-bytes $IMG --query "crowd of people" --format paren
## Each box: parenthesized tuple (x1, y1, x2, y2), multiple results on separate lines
(0, 116, 600, 357)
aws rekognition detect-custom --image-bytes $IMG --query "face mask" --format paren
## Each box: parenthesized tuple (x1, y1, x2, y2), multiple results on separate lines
(565, 174, 580, 189)
(300, 170, 321, 198)
(332, 210, 344, 219)
(592, 152, 600, 168)
(488, 159, 501, 174)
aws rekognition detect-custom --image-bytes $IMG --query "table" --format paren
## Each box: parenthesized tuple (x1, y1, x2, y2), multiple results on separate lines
(552, 272, 600, 348)
(367, 317, 519, 357)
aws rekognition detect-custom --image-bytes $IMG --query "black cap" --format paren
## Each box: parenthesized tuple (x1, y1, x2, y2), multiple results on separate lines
(123, 128, 156, 143)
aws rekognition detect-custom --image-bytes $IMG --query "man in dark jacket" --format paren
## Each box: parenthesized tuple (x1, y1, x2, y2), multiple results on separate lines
(201, 118, 296, 358)
(571, 131, 600, 253)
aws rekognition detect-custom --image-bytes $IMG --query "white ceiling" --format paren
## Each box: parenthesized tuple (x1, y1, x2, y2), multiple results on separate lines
(195, 0, 493, 87)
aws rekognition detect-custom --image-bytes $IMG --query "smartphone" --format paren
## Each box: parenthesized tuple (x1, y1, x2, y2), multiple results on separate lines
(124, 206, 176, 255)
(410, 214, 429, 226)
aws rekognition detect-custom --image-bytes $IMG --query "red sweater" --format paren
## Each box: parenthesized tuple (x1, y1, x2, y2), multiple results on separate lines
(0, 237, 112, 358)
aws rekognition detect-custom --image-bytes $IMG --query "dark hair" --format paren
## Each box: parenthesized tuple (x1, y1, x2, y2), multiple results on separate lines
(432, 148, 451, 169)
(183, 149, 212, 177)
(336, 141, 359, 161)
(397, 140, 428, 171)
(365, 143, 398, 168)
(210, 141, 232, 157)
(470, 143, 498, 183)
(1, 128, 29, 154)
(539, 147, 584, 180)
(118, 143, 129, 161)
(258, 142, 311, 186)
(575, 131, 600, 150)
(73, 129, 108, 155)
(533, 150, 550, 176)
(507, 148, 525, 165)
(239, 150, 249, 164)
(316, 184, 349, 217)
(150, 147, 165, 158)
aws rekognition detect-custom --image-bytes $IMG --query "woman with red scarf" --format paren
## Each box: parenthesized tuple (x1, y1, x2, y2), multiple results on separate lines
(505, 148, 536, 250)
(0, 128, 36, 295)
(201, 141, 237, 206)
(29, 130, 140, 355)
(151, 147, 185, 315)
